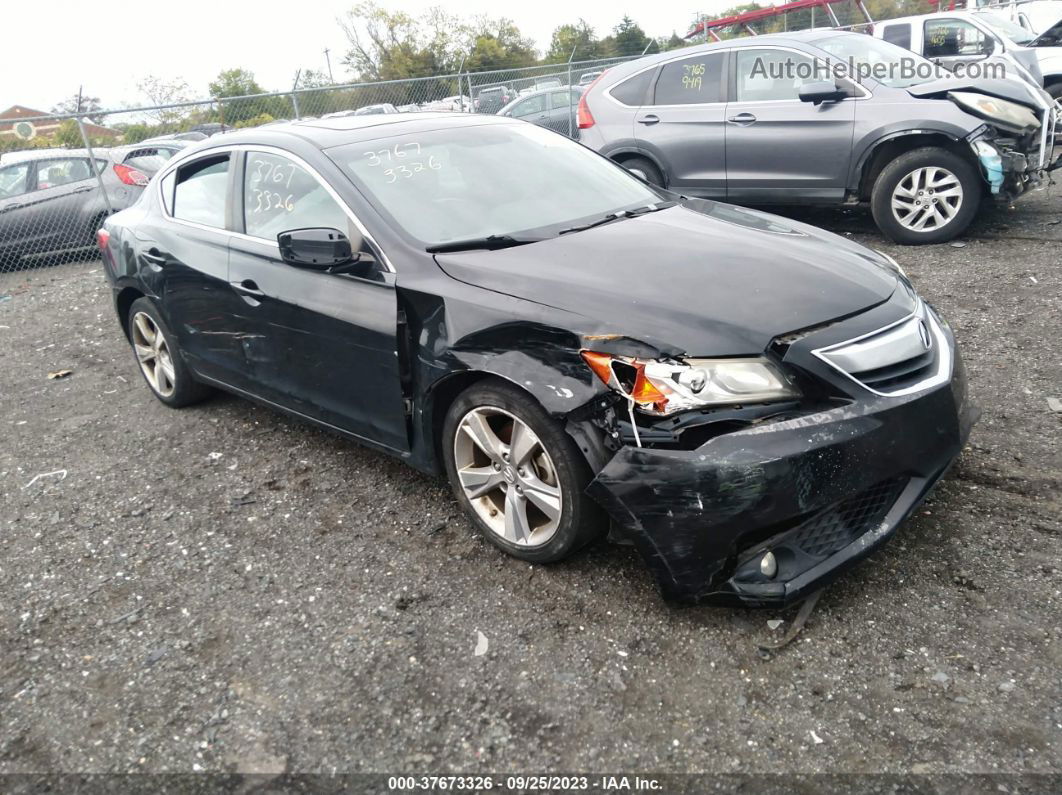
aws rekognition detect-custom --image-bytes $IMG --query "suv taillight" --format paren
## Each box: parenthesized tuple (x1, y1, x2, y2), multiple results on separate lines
(96, 228, 110, 251)
(577, 71, 607, 129)
(113, 163, 149, 187)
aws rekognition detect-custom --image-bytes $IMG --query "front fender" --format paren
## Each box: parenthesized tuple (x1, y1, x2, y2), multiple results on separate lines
(848, 117, 977, 190)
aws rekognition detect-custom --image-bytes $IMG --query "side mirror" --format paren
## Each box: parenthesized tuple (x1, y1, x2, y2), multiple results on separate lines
(798, 80, 847, 105)
(277, 227, 373, 275)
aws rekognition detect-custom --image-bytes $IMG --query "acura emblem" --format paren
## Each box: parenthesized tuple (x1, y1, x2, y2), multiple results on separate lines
(917, 320, 931, 350)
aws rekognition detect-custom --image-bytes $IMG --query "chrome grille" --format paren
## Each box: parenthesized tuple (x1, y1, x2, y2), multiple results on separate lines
(812, 304, 951, 397)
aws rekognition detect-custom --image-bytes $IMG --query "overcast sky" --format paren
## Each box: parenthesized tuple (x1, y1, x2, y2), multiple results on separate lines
(3, 0, 736, 114)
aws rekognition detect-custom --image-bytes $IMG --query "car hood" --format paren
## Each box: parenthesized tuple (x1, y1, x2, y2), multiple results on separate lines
(907, 75, 1045, 108)
(433, 202, 899, 356)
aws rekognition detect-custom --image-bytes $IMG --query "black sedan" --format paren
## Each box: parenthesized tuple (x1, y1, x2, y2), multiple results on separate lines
(98, 114, 976, 606)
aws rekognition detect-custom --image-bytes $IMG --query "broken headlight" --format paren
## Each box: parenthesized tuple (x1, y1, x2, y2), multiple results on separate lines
(949, 91, 1040, 134)
(581, 352, 799, 416)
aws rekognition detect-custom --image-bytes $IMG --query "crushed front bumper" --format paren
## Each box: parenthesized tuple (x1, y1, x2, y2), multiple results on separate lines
(587, 325, 977, 607)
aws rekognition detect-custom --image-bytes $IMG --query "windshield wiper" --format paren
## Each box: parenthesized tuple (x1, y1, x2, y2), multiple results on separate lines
(557, 201, 677, 236)
(426, 234, 538, 254)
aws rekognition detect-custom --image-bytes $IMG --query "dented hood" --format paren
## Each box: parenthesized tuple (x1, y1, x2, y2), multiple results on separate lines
(434, 202, 898, 356)
(907, 76, 1044, 108)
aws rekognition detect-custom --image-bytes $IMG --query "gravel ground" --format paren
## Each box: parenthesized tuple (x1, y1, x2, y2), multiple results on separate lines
(0, 189, 1060, 782)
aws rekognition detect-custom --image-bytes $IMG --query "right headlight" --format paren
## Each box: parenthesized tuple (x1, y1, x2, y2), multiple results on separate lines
(949, 91, 1040, 134)
(581, 352, 799, 415)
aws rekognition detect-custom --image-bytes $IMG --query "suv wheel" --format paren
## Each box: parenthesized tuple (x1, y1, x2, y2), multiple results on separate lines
(442, 380, 606, 563)
(870, 147, 981, 245)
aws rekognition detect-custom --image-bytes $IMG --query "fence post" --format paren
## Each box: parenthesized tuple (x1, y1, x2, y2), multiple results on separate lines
(567, 47, 577, 138)
(76, 116, 113, 216)
(456, 57, 466, 112)
(291, 70, 302, 119)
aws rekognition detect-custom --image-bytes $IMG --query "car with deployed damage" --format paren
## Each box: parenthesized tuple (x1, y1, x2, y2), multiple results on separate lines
(98, 113, 976, 606)
(577, 30, 1060, 244)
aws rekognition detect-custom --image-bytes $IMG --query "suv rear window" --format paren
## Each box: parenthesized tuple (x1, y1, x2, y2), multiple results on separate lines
(882, 23, 912, 50)
(610, 69, 655, 106)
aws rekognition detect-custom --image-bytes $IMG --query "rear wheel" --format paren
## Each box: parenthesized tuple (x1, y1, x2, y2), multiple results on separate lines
(619, 156, 664, 187)
(870, 147, 981, 245)
(442, 380, 606, 563)
(127, 297, 212, 408)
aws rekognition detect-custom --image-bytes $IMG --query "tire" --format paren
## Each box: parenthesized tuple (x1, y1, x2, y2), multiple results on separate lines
(870, 147, 981, 245)
(442, 379, 606, 563)
(126, 297, 213, 408)
(620, 156, 664, 187)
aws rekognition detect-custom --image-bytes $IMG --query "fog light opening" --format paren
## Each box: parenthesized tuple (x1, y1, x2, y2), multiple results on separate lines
(760, 551, 778, 579)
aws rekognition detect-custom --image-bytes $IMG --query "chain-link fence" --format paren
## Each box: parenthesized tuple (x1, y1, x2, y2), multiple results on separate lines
(0, 55, 638, 279)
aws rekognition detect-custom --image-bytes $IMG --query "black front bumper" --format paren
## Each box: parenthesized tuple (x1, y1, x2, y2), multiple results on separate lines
(587, 323, 976, 607)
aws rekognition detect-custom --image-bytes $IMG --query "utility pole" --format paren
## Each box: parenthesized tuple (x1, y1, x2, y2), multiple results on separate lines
(323, 48, 334, 83)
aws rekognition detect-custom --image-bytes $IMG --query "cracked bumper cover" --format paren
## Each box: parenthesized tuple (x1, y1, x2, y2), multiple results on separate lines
(586, 337, 976, 607)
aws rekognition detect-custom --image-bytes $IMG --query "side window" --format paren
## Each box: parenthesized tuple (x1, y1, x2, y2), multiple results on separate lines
(610, 69, 655, 106)
(511, 95, 546, 117)
(243, 151, 349, 241)
(549, 91, 574, 110)
(173, 154, 230, 228)
(34, 158, 93, 190)
(652, 53, 724, 105)
(924, 19, 992, 57)
(735, 49, 820, 103)
(882, 23, 913, 50)
(0, 163, 30, 199)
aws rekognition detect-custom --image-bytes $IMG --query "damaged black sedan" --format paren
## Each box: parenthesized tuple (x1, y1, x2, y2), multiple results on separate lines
(99, 114, 977, 606)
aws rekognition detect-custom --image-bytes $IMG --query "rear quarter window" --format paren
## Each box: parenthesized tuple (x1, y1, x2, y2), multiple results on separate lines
(609, 69, 655, 106)
(882, 23, 913, 50)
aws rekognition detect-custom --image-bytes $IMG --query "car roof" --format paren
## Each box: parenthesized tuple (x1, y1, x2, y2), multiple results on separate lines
(1, 147, 111, 165)
(195, 112, 520, 151)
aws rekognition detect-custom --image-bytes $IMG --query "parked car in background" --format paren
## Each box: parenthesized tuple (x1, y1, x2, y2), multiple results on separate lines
(578, 70, 604, 86)
(422, 95, 473, 113)
(876, 9, 1062, 98)
(518, 77, 564, 96)
(353, 103, 399, 116)
(0, 148, 143, 270)
(98, 113, 975, 605)
(959, 0, 1062, 35)
(578, 31, 1060, 244)
(189, 123, 233, 136)
(112, 138, 197, 183)
(497, 86, 584, 137)
(473, 86, 516, 113)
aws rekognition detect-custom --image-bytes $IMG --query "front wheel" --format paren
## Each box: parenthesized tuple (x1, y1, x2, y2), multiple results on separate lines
(442, 380, 606, 563)
(870, 147, 981, 245)
(619, 156, 664, 187)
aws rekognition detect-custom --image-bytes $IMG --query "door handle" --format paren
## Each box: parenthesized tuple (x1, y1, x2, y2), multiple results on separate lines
(727, 112, 757, 125)
(233, 279, 264, 297)
(638, 114, 660, 125)
(72, 186, 94, 194)
(142, 248, 168, 266)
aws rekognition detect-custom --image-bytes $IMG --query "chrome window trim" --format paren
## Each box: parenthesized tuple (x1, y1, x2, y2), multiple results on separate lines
(155, 143, 395, 273)
(811, 301, 953, 398)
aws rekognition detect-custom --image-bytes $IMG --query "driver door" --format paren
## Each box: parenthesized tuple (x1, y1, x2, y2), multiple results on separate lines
(226, 150, 409, 453)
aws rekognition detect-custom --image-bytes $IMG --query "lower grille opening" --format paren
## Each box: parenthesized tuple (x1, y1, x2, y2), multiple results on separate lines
(789, 477, 908, 558)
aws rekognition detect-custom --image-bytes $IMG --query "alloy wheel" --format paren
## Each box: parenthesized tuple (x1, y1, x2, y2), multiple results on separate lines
(891, 166, 964, 232)
(131, 311, 176, 397)
(453, 406, 563, 547)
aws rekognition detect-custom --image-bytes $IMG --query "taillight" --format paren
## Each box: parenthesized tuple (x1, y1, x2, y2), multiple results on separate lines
(96, 228, 110, 251)
(113, 163, 149, 187)
(577, 71, 606, 129)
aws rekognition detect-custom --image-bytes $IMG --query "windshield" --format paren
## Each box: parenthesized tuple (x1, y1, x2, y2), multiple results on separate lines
(816, 34, 949, 88)
(975, 11, 1037, 44)
(328, 123, 663, 248)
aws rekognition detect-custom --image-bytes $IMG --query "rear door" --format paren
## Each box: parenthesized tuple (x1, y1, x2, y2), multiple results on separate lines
(632, 51, 728, 196)
(226, 149, 409, 452)
(507, 94, 549, 128)
(140, 151, 248, 385)
(26, 157, 98, 247)
(546, 90, 578, 137)
(724, 47, 856, 202)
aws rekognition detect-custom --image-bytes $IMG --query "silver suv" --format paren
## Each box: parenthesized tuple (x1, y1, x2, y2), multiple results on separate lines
(577, 30, 1060, 244)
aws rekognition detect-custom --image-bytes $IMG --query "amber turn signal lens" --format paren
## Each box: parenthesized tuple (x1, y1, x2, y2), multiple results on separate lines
(581, 350, 615, 385)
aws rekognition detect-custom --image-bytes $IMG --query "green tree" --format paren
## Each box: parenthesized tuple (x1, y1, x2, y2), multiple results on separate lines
(465, 18, 537, 71)
(54, 119, 83, 148)
(209, 68, 285, 124)
(545, 20, 602, 63)
(607, 16, 652, 56)
(51, 94, 106, 124)
(208, 68, 265, 98)
(136, 76, 194, 127)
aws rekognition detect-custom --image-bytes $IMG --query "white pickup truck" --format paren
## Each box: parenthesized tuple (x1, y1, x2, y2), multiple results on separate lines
(874, 9, 1062, 99)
